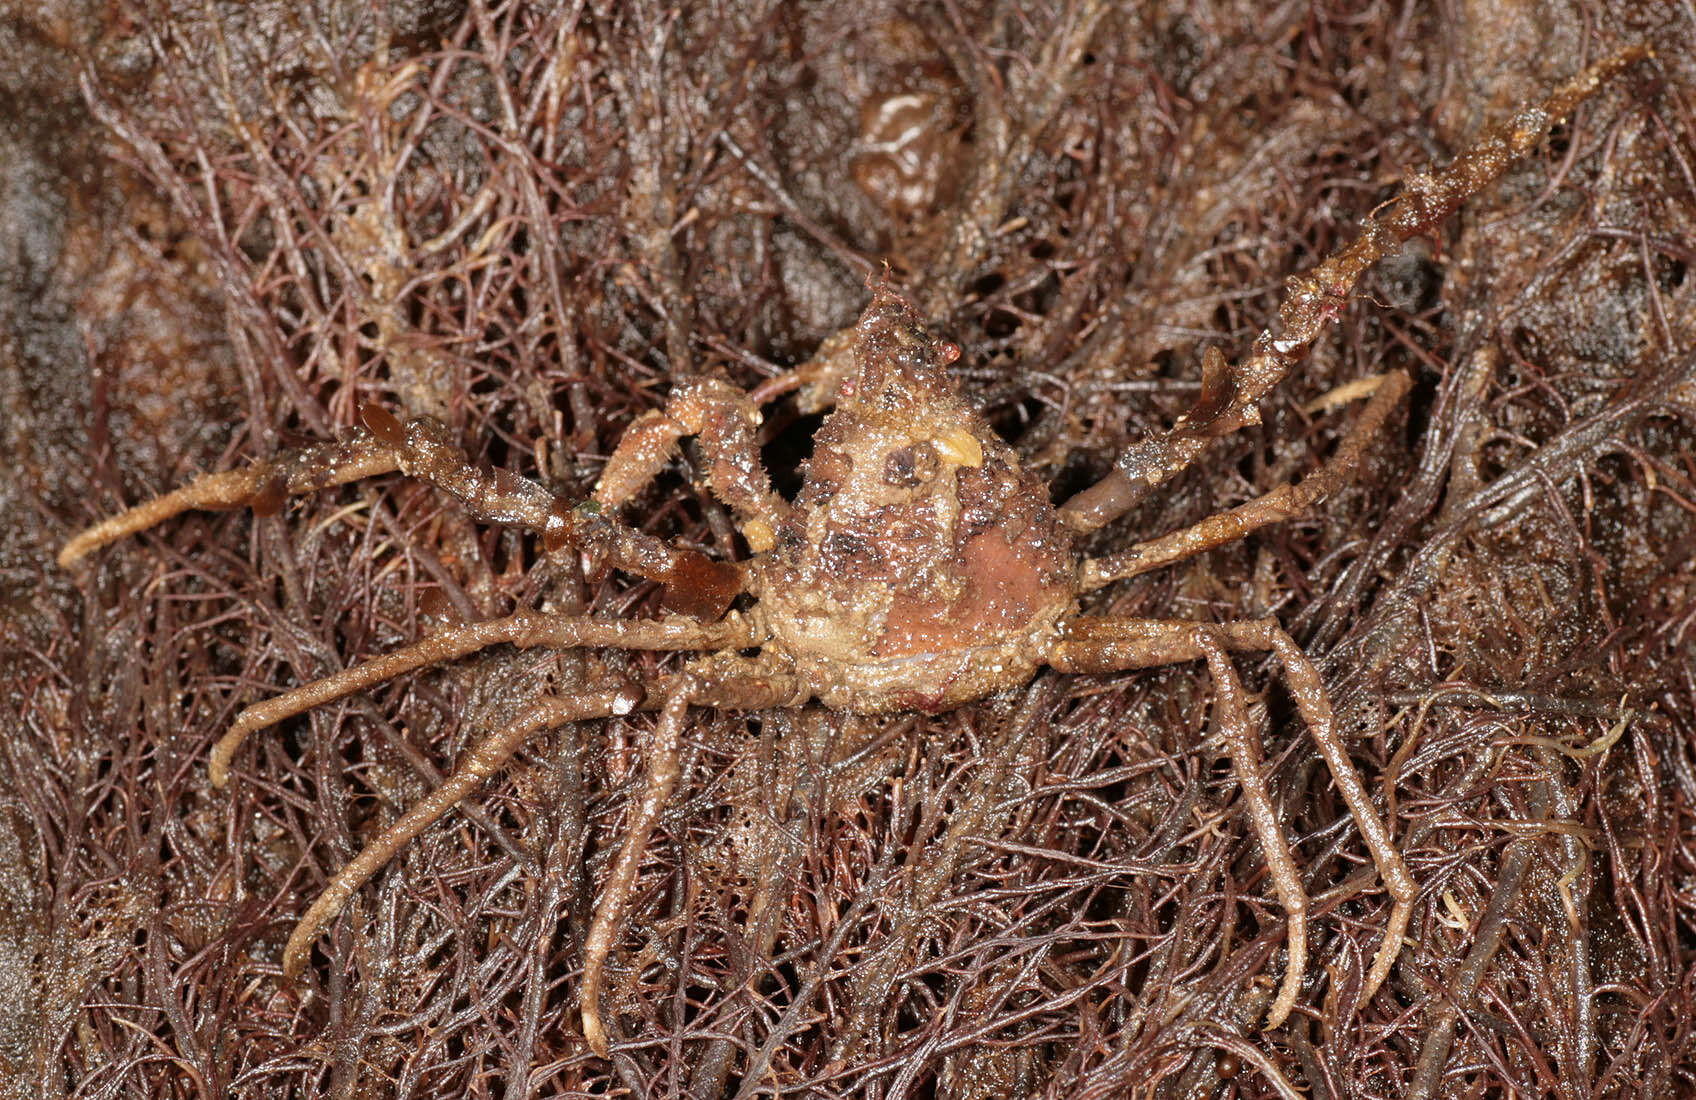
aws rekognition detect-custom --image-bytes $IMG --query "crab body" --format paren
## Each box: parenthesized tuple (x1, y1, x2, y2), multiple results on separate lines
(753, 289, 1076, 713)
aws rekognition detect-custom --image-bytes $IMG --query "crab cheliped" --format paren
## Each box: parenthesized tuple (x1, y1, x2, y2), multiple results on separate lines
(59, 51, 1643, 1056)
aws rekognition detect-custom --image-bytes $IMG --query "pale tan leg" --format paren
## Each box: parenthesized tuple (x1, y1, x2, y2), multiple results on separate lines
(593, 377, 790, 545)
(59, 405, 564, 567)
(1059, 47, 1649, 531)
(1080, 369, 1411, 591)
(61, 407, 739, 614)
(579, 676, 694, 1059)
(579, 663, 800, 1059)
(1197, 632, 1308, 1028)
(746, 324, 856, 413)
(283, 688, 636, 979)
(1049, 616, 1416, 1026)
(1256, 624, 1415, 1006)
(209, 610, 758, 786)
(59, 434, 399, 567)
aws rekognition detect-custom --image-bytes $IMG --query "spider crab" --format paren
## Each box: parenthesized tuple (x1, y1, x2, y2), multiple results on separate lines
(58, 49, 1646, 1057)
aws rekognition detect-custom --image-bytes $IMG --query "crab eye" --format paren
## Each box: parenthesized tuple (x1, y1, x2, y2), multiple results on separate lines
(883, 446, 918, 486)
(938, 340, 961, 364)
(883, 441, 940, 487)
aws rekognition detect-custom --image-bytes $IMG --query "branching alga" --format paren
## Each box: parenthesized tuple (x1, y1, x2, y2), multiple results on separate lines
(57, 47, 1649, 1061)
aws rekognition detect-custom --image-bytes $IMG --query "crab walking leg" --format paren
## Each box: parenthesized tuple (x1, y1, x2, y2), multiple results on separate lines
(58, 434, 401, 567)
(1256, 623, 1416, 1006)
(1048, 617, 1416, 1025)
(356, 407, 742, 603)
(593, 377, 791, 547)
(746, 325, 858, 413)
(1079, 369, 1411, 590)
(281, 688, 634, 979)
(1060, 46, 1649, 531)
(580, 666, 800, 1059)
(1048, 623, 1307, 1025)
(579, 676, 692, 1060)
(1198, 633, 1308, 1029)
(62, 404, 739, 607)
(209, 611, 760, 786)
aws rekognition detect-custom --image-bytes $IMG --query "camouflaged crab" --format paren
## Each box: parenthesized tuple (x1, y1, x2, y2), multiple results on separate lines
(58, 50, 1644, 1058)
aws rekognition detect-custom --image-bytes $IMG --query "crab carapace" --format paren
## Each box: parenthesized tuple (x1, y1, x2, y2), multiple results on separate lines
(755, 291, 1076, 713)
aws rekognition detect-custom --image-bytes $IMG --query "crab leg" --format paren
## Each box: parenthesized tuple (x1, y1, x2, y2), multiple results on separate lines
(594, 376, 792, 548)
(1253, 624, 1416, 1008)
(59, 405, 745, 616)
(1048, 617, 1416, 1027)
(746, 325, 859, 413)
(1060, 46, 1649, 531)
(578, 676, 692, 1060)
(281, 686, 634, 979)
(580, 666, 800, 1058)
(58, 433, 400, 567)
(1079, 369, 1411, 590)
(209, 610, 760, 786)
(1199, 633, 1308, 1027)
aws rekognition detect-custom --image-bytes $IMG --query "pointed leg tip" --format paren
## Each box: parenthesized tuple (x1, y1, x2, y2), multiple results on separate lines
(209, 713, 267, 787)
(281, 935, 310, 982)
(1263, 966, 1301, 1031)
(208, 734, 241, 788)
(583, 1009, 610, 1059)
(1361, 922, 1410, 1005)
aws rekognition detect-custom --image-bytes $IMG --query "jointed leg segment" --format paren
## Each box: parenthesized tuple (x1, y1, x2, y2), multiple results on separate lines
(282, 687, 639, 979)
(1198, 633, 1308, 1028)
(593, 376, 791, 545)
(60, 405, 742, 613)
(1049, 617, 1415, 1027)
(58, 434, 402, 567)
(1080, 369, 1412, 591)
(579, 675, 695, 1059)
(579, 663, 800, 1058)
(208, 609, 757, 785)
(1059, 47, 1648, 532)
